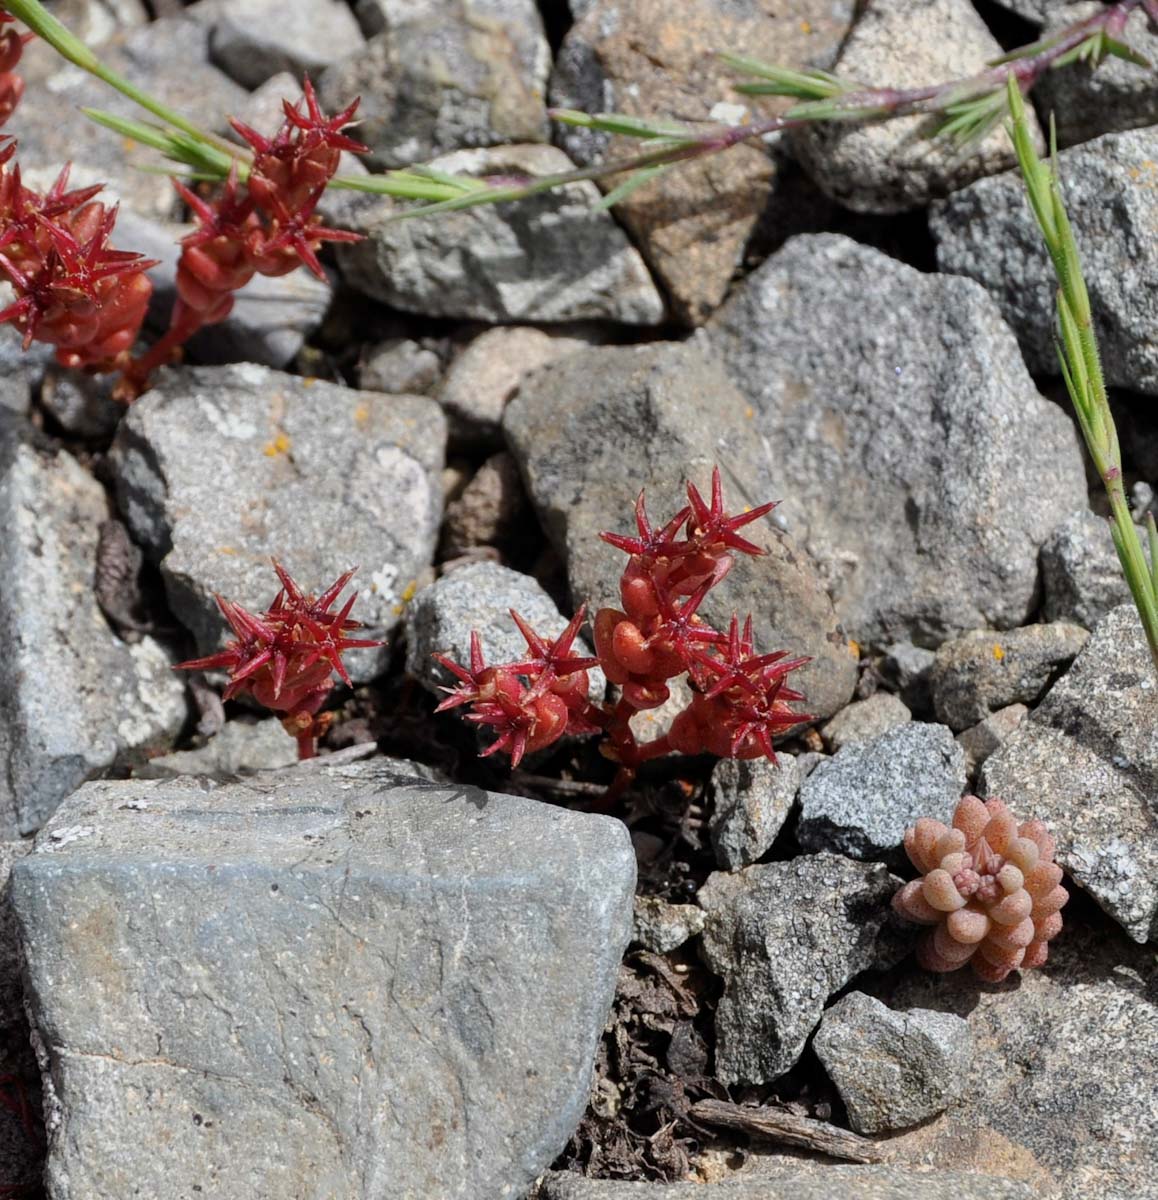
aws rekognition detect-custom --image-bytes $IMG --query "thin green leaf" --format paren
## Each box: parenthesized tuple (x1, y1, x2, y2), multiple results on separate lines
(549, 108, 693, 143)
(595, 163, 671, 210)
(720, 55, 848, 100)
(1148, 514, 1158, 594)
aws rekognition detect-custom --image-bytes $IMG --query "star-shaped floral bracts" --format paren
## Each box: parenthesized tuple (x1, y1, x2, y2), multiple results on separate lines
(175, 561, 382, 760)
(433, 467, 812, 798)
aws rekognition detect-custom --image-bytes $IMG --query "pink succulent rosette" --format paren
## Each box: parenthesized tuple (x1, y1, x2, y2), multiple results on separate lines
(893, 795, 1068, 982)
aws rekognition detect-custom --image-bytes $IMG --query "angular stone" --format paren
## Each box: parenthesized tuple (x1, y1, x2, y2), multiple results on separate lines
(438, 326, 593, 445)
(708, 755, 801, 871)
(110, 364, 445, 678)
(790, 0, 1030, 214)
(12, 18, 248, 221)
(539, 1167, 1036, 1199)
(335, 145, 665, 325)
(200, 0, 365, 88)
(319, 0, 549, 170)
(932, 129, 1158, 392)
(980, 605, 1158, 941)
(0, 325, 52, 415)
(551, 0, 853, 323)
(405, 560, 603, 702)
(703, 235, 1087, 646)
(881, 642, 937, 715)
(633, 897, 705, 954)
(11, 757, 635, 1200)
(359, 337, 443, 397)
(504, 341, 858, 720)
(697, 853, 902, 1084)
(442, 452, 528, 557)
(796, 723, 967, 865)
(930, 623, 1090, 732)
(956, 703, 1028, 779)
(821, 693, 911, 753)
(878, 916, 1157, 1200)
(813, 991, 973, 1134)
(137, 719, 299, 779)
(1041, 509, 1136, 631)
(1036, 3, 1158, 146)
(0, 432, 187, 835)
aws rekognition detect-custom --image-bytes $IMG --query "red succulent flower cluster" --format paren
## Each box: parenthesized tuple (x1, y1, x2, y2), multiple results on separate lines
(0, 13, 30, 128)
(0, 143, 157, 370)
(435, 468, 812, 796)
(175, 561, 382, 760)
(121, 80, 365, 396)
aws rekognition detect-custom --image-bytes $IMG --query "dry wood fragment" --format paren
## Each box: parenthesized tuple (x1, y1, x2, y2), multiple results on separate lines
(689, 1098, 887, 1164)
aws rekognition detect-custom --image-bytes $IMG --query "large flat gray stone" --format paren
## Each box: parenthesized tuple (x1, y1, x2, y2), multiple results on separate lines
(12, 757, 635, 1200)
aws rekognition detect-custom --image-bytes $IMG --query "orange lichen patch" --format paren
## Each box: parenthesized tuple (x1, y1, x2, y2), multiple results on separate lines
(217, 545, 239, 556)
(353, 402, 370, 427)
(263, 432, 292, 457)
(301, 376, 318, 388)
(992, 643, 1005, 662)
(800, 19, 812, 33)
(893, 795, 1067, 982)
(848, 639, 860, 659)
(391, 579, 419, 616)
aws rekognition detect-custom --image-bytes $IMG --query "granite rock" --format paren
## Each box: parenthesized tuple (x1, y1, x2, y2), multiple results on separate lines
(110, 364, 445, 678)
(12, 757, 635, 1200)
(137, 719, 299, 779)
(930, 623, 1090, 732)
(813, 991, 973, 1134)
(956, 704, 1028, 778)
(881, 642, 937, 715)
(405, 560, 603, 703)
(980, 605, 1158, 941)
(707, 755, 802, 871)
(334, 145, 665, 325)
(359, 338, 443, 397)
(632, 897, 705, 954)
(791, 0, 1030, 213)
(703, 235, 1087, 646)
(0, 432, 186, 835)
(796, 723, 967, 865)
(1041, 509, 1137, 630)
(932, 128, 1158, 392)
(539, 1168, 1036, 1199)
(1036, 2, 1158, 146)
(442, 452, 528, 557)
(504, 341, 858, 720)
(551, 0, 853, 323)
(821, 693, 911, 753)
(697, 853, 902, 1084)
(319, 0, 549, 170)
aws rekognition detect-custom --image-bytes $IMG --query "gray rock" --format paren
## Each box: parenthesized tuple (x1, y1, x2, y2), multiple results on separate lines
(504, 341, 858, 720)
(0, 841, 40, 1193)
(137, 719, 299, 779)
(0, 325, 52, 415)
(790, 0, 1030, 214)
(796, 723, 967, 865)
(632, 897, 705, 954)
(708, 755, 801, 870)
(113, 208, 332, 370)
(110, 364, 445, 678)
(881, 642, 937, 714)
(359, 337, 443, 396)
(1036, 3, 1158, 146)
(12, 757, 635, 1200)
(551, 0, 853, 323)
(956, 703, 1028, 778)
(405, 561, 603, 703)
(1041, 509, 1137, 630)
(442, 452, 528, 557)
(932, 128, 1158, 392)
(0, 435, 187, 836)
(201, 0, 365, 88)
(878, 917, 1157, 1200)
(33, 0, 147, 45)
(539, 1168, 1036, 1199)
(318, 0, 549, 171)
(12, 18, 248, 221)
(697, 853, 902, 1084)
(703, 235, 1087, 646)
(439, 326, 593, 445)
(987, 0, 1069, 19)
(38, 368, 123, 440)
(821, 693, 911, 753)
(335, 145, 665, 325)
(813, 991, 973, 1134)
(980, 605, 1158, 941)
(931, 623, 1090, 732)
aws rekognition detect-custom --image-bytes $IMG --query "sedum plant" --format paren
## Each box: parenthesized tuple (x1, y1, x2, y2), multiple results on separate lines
(893, 795, 1068, 982)
(174, 562, 381, 761)
(434, 469, 812, 799)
